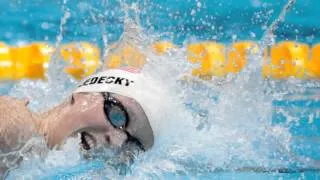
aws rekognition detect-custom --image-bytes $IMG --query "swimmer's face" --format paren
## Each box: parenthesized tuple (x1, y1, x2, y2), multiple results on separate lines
(68, 92, 152, 154)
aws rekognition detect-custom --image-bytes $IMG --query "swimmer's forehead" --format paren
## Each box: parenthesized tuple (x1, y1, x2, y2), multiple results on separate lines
(74, 92, 139, 107)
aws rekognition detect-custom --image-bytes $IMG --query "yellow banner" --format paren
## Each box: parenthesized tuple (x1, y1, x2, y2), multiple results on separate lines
(0, 41, 319, 80)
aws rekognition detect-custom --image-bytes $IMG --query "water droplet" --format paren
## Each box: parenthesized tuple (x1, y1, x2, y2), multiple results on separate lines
(197, 2, 202, 8)
(190, 9, 196, 16)
(250, 32, 256, 38)
(41, 22, 50, 30)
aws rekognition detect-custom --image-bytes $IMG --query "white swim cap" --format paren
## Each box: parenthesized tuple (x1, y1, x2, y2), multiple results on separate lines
(74, 67, 158, 150)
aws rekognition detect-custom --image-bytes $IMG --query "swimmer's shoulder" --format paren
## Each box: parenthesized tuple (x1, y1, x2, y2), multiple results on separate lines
(0, 96, 39, 152)
(0, 96, 31, 121)
(0, 96, 40, 176)
(0, 95, 29, 106)
(0, 95, 37, 128)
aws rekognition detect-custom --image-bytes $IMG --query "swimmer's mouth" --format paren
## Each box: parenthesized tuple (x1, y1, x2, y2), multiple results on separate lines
(80, 131, 145, 151)
(80, 131, 96, 150)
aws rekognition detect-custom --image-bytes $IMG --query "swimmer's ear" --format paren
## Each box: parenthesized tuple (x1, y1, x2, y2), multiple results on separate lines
(70, 95, 75, 105)
(70, 92, 97, 105)
(70, 93, 83, 104)
(70, 93, 87, 105)
(22, 99, 30, 106)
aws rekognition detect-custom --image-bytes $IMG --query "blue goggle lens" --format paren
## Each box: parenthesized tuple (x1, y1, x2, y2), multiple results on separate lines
(109, 105, 127, 128)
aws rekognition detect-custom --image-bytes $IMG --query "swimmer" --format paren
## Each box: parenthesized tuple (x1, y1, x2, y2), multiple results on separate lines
(0, 67, 159, 175)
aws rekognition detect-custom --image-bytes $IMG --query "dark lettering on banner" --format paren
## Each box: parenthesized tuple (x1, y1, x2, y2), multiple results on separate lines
(98, 76, 106, 84)
(79, 79, 90, 87)
(106, 76, 115, 84)
(125, 79, 134, 86)
(114, 77, 124, 85)
(90, 77, 98, 84)
(78, 76, 134, 87)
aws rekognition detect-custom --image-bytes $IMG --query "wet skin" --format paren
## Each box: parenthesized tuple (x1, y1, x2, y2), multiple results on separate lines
(0, 93, 143, 152)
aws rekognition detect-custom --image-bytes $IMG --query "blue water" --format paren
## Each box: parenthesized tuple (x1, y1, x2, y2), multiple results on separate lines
(0, 0, 319, 45)
(1, 0, 320, 179)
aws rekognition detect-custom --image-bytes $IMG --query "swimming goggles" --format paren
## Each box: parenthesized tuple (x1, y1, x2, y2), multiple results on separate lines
(102, 92, 129, 129)
(102, 92, 145, 151)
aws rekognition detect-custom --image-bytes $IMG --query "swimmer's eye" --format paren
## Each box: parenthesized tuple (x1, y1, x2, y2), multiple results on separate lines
(102, 93, 129, 129)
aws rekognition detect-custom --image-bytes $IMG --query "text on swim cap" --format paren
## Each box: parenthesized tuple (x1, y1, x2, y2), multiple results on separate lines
(78, 76, 135, 87)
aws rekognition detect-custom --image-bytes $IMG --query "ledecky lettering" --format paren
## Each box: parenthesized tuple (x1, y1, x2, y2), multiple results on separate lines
(78, 76, 134, 87)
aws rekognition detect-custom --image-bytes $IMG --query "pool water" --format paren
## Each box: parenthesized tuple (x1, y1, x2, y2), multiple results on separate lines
(1, 0, 320, 45)
(1, 0, 320, 179)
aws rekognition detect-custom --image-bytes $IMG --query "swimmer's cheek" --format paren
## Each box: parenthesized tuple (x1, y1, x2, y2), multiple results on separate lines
(86, 130, 128, 149)
(106, 130, 128, 148)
